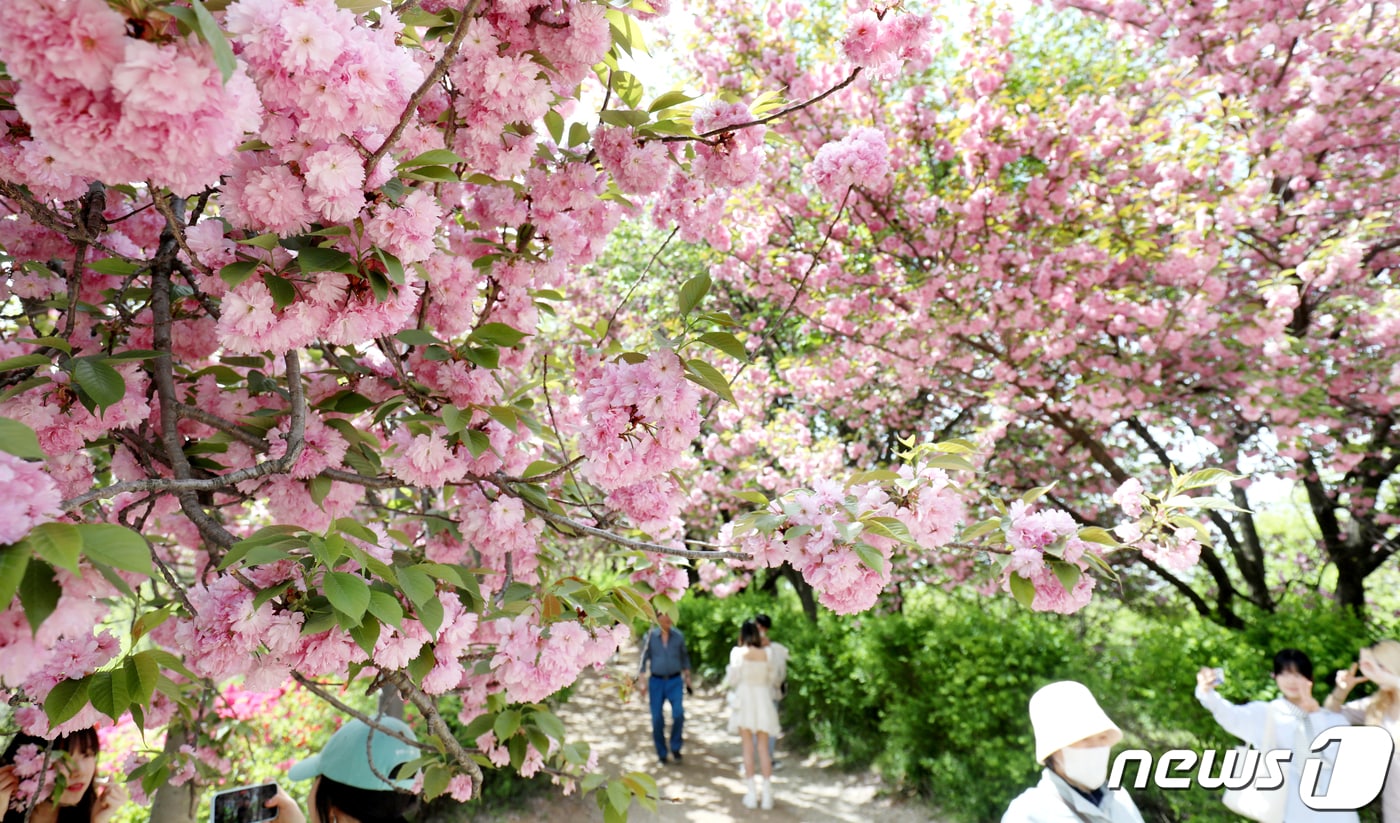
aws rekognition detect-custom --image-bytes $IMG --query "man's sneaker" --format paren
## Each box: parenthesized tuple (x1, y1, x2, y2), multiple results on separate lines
(658, 755, 668, 765)
(672, 751, 683, 763)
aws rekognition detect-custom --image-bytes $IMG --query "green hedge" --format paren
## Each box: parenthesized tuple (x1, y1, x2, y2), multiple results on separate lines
(677, 584, 1386, 822)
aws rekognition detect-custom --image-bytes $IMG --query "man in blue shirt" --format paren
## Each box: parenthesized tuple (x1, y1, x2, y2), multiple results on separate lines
(637, 612, 692, 765)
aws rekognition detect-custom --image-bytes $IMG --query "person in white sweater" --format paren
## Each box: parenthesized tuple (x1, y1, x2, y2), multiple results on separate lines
(1002, 681, 1145, 823)
(1196, 648, 1358, 823)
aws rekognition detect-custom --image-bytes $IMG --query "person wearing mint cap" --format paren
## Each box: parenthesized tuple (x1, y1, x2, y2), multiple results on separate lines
(263, 716, 423, 823)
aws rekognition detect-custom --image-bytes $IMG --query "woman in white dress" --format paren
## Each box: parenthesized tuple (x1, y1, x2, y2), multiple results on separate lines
(726, 619, 781, 810)
(1196, 648, 1359, 823)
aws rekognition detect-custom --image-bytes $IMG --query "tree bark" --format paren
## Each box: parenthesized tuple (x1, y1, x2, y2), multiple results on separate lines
(149, 725, 197, 823)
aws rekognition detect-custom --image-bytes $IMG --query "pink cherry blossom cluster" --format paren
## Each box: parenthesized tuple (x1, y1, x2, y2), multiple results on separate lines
(807, 127, 891, 201)
(690, 101, 768, 188)
(0, 452, 62, 544)
(840, 9, 935, 72)
(1111, 478, 1147, 517)
(487, 615, 627, 704)
(165, 574, 312, 689)
(578, 350, 701, 499)
(6, 743, 59, 811)
(1003, 501, 1097, 615)
(0, 0, 262, 196)
(595, 127, 677, 196)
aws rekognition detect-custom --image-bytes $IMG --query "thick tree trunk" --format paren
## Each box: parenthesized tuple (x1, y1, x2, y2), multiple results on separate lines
(149, 725, 197, 823)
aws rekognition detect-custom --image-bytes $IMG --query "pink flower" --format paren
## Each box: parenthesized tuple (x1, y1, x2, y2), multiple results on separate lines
(446, 774, 474, 801)
(0, 452, 62, 544)
(807, 127, 890, 200)
(1111, 478, 1147, 517)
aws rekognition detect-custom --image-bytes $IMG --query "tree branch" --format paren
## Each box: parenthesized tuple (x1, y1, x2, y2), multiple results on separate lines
(490, 477, 751, 561)
(365, 0, 480, 172)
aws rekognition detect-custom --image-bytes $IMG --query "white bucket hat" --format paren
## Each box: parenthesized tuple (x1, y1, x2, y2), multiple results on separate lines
(1029, 681, 1123, 764)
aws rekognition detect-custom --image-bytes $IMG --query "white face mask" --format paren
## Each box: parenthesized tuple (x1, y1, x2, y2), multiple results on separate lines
(1058, 745, 1112, 790)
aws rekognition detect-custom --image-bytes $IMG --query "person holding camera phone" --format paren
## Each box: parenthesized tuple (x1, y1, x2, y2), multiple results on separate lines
(0, 728, 128, 823)
(1325, 639, 1400, 822)
(1197, 648, 1358, 822)
(262, 716, 422, 823)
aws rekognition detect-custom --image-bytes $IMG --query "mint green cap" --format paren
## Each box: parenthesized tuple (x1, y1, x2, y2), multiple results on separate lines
(287, 717, 419, 790)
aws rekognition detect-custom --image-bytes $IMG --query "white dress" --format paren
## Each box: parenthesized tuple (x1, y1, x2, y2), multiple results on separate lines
(725, 646, 781, 736)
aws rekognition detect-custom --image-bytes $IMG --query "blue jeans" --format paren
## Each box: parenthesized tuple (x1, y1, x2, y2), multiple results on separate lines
(649, 675, 684, 760)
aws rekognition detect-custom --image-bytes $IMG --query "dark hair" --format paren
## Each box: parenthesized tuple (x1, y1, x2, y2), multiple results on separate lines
(1272, 648, 1315, 681)
(754, 614, 772, 630)
(313, 776, 419, 823)
(739, 620, 763, 649)
(1, 728, 100, 823)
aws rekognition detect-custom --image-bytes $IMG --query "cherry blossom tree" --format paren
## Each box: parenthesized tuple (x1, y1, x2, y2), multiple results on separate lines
(672, 0, 1400, 627)
(0, 0, 1236, 816)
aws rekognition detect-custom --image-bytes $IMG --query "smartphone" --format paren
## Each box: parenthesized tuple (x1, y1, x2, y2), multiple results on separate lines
(1211, 667, 1225, 686)
(210, 782, 279, 823)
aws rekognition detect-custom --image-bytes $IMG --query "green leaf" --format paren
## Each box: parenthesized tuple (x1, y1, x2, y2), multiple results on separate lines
(606, 780, 631, 816)
(22, 522, 82, 574)
(648, 90, 698, 112)
(127, 651, 160, 705)
(422, 765, 451, 801)
(599, 109, 650, 128)
(1020, 483, 1057, 504)
(88, 669, 131, 721)
(1008, 573, 1036, 608)
(683, 358, 734, 404)
(401, 165, 460, 182)
(696, 331, 748, 362)
(0, 417, 45, 459)
(367, 589, 405, 627)
(395, 329, 442, 346)
(861, 516, 914, 545)
(44, 676, 90, 727)
(86, 258, 140, 276)
(1050, 560, 1082, 593)
(613, 71, 644, 108)
(297, 246, 353, 273)
(19, 559, 60, 633)
(1175, 468, 1243, 492)
(397, 149, 468, 168)
(71, 357, 126, 413)
(416, 594, 444, 637)
(263, 273, 297, 308)
(0, 545, 32, 608)
(0, 354, 54, 372)
(852, 542, 886, 574)
(494, 709, 522, 740)
(463, 429, 492, 459)
(472, 322, 529, 348)
(568, 123, 591, 147)
(678, 272, 712, 315)
(335, 0, 385, 13)
(397, 565, 436, 608)
(1077, 526, 1121, 547)
(76, 524, 153, 576)
(323, 572, 372, 625)
(219, 260, 259, 288)
(531, 709, 566, 743)
(544, 110, 565, 144)
(15, 336, 71, 354)
(190, 0, 236, 83)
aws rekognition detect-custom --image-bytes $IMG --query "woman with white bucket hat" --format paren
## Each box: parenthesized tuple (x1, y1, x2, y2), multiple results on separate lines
(1002, 681, 1145, 823)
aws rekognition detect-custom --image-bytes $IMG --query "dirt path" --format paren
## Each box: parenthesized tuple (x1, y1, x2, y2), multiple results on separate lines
(491, 647, 939, 822)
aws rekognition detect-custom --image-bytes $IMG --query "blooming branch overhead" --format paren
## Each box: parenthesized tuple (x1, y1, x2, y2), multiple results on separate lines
(0, 0, 1325, 815)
